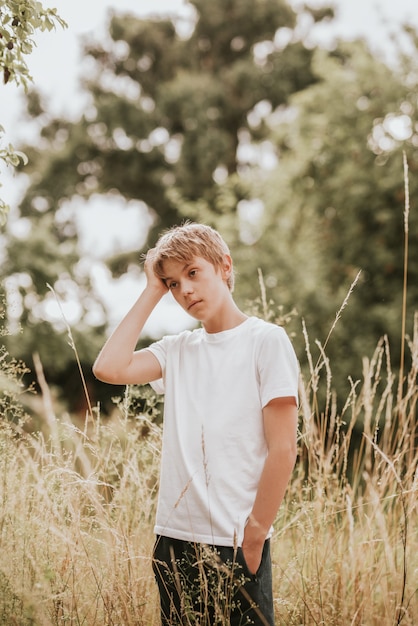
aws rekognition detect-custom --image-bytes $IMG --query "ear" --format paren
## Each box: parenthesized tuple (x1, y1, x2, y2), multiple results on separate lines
(220, 254, 233, 281)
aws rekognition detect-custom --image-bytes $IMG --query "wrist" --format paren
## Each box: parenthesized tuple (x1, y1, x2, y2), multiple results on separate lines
(144, 281, 167, 299)
(244, 514, 268, 543)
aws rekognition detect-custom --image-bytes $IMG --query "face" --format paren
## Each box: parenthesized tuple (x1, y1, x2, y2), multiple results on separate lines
(162, 255, 232, 325)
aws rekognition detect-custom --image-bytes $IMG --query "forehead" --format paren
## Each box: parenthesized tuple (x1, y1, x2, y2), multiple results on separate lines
(161, 256, 214, 277)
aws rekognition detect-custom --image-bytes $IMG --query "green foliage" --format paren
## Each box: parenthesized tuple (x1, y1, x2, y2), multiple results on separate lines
(2, 0, 417, 413)
(0, 0, 66, 223)
(0, 345, 31, 424)
(0, 125, 28, 167)
(0, 299, 33, 424)
(239, 40, 418, 393)
(0, 0, 66, 87)
(3, 0, 330, 408)
(0, 124, 28, 225)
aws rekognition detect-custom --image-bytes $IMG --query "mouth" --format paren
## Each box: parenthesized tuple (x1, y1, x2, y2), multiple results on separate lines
(187, 300, 202, 311)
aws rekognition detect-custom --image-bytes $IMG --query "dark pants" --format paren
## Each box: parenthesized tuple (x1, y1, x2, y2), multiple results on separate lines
(152, 535, 275, 626)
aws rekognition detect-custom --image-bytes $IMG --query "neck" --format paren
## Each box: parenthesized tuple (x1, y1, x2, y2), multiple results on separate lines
(203, 303, 248, 334)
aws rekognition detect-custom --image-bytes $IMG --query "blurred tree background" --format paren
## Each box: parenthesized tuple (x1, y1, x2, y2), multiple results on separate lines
(0, 0, 66, 222)
(1, 0, 417, 418)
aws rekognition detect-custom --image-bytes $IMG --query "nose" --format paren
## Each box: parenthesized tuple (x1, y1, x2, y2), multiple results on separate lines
(181, 279, 194, 296)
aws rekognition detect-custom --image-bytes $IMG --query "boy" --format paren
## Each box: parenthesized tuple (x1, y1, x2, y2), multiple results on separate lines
(93, 222, 299, 625)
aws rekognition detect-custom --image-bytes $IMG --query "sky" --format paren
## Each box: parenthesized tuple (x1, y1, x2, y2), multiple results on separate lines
(1, 0, 418, 335)
(2, 0, 418, 146)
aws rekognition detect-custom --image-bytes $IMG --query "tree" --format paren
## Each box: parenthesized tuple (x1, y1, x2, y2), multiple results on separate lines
(0, 0, 66, 223)
(232, 40, 418, 396)
(2, 0, 334, 413)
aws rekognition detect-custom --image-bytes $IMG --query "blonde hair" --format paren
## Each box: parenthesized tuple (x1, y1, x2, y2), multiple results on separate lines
(152, 222, 235, 291)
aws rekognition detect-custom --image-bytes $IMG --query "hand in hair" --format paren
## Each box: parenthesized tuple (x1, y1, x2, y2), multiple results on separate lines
(144, 248, 169, 296)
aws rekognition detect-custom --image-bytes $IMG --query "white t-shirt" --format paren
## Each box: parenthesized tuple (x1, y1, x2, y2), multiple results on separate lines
(147, 316, 299, 547)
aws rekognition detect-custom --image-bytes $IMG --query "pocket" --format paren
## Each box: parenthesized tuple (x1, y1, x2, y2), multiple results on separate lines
(237, 546, 259, 580)
(152, 535, 163, 559)
(152, 535, 171, 575)
(152, 535, 163, 575)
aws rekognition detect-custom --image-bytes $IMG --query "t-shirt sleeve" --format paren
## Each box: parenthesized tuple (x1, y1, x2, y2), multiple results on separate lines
(145, 331, 189, 395)
(145, 336, 169, 395)
(258, 326, 299, 407)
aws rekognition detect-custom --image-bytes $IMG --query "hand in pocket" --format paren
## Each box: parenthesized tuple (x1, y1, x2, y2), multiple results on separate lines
(241, 542, 263, 576)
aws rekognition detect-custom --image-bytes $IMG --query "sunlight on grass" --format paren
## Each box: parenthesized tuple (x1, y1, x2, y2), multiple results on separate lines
(0, 163, 416, 624)
(0, 297, 416, 624)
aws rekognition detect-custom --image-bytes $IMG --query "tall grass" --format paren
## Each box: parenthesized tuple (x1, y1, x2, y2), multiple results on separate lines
(0, 169, 416, 624)
(0, 303, 416, 625)
(0, 387, 161, 625)
(279, 317, 417, 625)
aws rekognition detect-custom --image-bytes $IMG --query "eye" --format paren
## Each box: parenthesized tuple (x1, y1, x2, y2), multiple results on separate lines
(189, 269, 197, 278)
(168, 281, 178, 290)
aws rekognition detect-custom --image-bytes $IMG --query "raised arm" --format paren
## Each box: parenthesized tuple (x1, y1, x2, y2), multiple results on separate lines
(92, 250, 168, 386)
(242, 396, 298, 574)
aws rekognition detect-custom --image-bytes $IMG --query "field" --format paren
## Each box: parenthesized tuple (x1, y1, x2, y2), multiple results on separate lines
(0, 303, 417, 626)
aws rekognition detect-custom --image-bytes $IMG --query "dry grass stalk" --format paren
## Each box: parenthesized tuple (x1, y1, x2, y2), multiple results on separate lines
(0, 159, 416, 623)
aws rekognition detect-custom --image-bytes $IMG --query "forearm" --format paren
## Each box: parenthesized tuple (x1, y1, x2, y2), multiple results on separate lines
(242, 398, 297, 573)
(93, 285, 163, 381)
(248, 444, 296, 538)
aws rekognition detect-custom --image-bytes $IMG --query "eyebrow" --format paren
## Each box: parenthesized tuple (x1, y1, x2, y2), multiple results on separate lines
(163, 262, 193, 282)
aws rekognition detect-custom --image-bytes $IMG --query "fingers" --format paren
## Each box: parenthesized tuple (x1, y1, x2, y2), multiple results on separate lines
(144, 248, 168, 293)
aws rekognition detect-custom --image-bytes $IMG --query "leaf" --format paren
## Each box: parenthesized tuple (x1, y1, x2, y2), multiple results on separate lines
(14, 150, 29, 165)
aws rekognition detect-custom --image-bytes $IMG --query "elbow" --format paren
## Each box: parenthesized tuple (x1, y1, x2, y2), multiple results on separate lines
(92, 361, 106, 383)
(92, 358, 117, 384)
